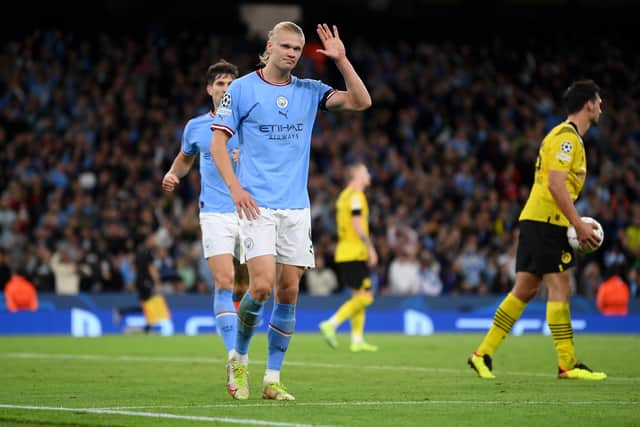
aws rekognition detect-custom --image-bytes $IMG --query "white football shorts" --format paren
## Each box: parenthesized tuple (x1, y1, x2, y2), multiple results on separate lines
(239, 207, 315, 268)
(199, 212, 243, 260)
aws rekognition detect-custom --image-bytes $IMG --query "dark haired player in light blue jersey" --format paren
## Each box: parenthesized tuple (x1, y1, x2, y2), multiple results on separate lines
(162, 60, 250, 365)
(211, 21, 371, 401)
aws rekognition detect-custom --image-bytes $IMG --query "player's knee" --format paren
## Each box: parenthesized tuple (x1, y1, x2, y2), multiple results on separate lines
(250, 278, 273, 301)
(276, 285, 299, 304)
(233, 281, 249, 297)
(251, 287, 272, 301)
(213, 271, 234, 290)
(234, 263, 250, 288)
(513, 287, 537, 303)
(357, 292, 374, 307)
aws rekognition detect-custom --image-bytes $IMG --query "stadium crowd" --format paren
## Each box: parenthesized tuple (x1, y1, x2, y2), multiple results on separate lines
(1, 29, 639, 299)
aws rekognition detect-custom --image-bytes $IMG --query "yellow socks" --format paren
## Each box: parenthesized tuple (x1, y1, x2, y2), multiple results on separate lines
(350, 309, 365, 337)
(332, 298, 361, 326)
(477, 293, 526, 356)
(547, 301, 576, 370)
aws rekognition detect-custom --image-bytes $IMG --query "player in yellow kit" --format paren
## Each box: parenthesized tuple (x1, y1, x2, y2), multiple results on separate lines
(468, 80, 607, 380)
(319, 163, 379, 352)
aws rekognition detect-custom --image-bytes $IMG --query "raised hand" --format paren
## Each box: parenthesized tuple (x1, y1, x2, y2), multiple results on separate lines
(316, 23, 346, 62)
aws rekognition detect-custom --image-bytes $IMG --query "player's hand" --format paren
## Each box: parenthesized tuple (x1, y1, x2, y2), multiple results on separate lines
(232, 149, 240, 164)
(316, 24, 346, 62)
(231, 184, 260, 220)
(575, 219, 601, 249)
(162, 172, 180, 192)
(368, 245, 378, 267)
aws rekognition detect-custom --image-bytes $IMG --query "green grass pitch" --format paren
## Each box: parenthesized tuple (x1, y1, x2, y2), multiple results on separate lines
(1, 333, 639, 426)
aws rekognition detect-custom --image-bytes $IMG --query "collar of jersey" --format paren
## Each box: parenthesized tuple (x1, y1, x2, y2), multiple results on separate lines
(256, 69, 292, 86)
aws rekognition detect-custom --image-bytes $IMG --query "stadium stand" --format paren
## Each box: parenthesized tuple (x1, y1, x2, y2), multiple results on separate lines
(1, 2, 638, 300)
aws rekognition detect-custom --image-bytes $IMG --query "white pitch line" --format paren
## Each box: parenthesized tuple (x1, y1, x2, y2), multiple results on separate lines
(2, 352, 639, 382)
(0, 404, 337, 427)
(0, 353, 226, 364)
(101, 399, 640, 411)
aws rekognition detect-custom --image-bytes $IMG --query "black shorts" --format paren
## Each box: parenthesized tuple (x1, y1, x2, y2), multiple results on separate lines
(516, 220, 576, 275)
(335, 261, 371, 290)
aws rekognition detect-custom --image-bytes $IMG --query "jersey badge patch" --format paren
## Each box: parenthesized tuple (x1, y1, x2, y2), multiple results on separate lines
(221, 93, 232, 108)
(277, 96, 288, 108)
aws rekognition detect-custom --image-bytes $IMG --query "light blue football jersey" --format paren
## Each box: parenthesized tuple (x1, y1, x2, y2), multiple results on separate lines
(181, 111, 238, 213)
(212, 69, 334, 209)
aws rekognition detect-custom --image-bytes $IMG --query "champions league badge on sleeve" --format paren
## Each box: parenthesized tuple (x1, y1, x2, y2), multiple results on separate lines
(218, 93, 232, 116)
(556, 141, 573, 162)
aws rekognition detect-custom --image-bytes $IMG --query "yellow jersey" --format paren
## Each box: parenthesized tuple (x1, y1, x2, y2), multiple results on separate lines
(335, 187, 369, 262)
(519, 120, 586, 226)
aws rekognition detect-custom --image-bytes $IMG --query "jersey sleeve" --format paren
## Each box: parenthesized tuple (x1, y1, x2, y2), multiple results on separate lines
(350, 192, 364, 215)
(315, 79, 336, 111)
(547, 132, 580, 172)
(180, 120, 198, 156)
(212, 80, 242, 137)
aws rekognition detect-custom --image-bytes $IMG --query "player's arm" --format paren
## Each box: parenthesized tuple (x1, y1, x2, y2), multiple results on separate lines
(548, 171, 601, 248)
(350, 196, 378, 267)
(147, 262, 162, 293)
(315, 24, 371, 112)
(162, 151, 196, 192)
(210, 129, 259, 220)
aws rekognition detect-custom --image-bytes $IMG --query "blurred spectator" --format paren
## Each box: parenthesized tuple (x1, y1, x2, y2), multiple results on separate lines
(50, 241, 80, 295)
(580, 262, 603, 299)
(491, 260, 514, 295)
(596, 269, 631, 316)
(1, 29, 639, 298)
(175, 255, 196, 293)
(113, 234, 162, 332)
(455, 235, 488, 295)
(4, 269, 38, 312)
(387, 238, 420, 295)
(627, 268, 639, 298)
(417, 249, 443, 296)
(620, 203, 640, 270)
(305, 254, 338, 296)
(25, 245, 55, 292)
(155, 246, 178, 293)
(0, 249, 10, 289)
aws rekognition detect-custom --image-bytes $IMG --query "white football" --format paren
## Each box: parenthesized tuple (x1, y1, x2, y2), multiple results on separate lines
(567, 217, 604, 255)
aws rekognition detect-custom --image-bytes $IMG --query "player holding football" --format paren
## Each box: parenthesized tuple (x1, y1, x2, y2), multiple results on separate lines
(211, 21, 371, 400)
(162, 60, 250, 362)
(319, 162, 379, 352)
(468, 80, 607, 380)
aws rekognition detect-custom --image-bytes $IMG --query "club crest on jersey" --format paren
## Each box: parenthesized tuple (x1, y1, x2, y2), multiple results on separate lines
(561, 141, 573, 153)
(276, 96, 288, 108)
